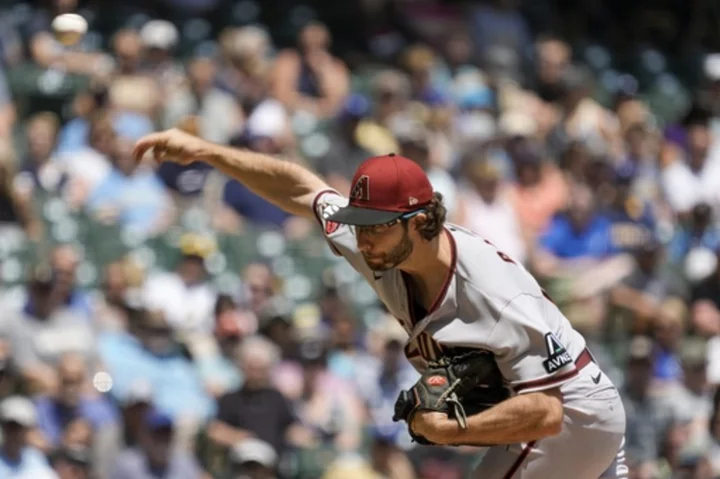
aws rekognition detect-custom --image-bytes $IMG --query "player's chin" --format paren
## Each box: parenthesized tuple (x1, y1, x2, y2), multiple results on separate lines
(363, 256, 393, 272)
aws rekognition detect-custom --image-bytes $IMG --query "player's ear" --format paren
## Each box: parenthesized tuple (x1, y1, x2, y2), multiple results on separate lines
(411, 212, 428, 231)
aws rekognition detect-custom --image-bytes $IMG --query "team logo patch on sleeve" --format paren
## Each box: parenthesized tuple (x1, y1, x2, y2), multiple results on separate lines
(542, 333, 573, 374)
(321, 203, 341, 234)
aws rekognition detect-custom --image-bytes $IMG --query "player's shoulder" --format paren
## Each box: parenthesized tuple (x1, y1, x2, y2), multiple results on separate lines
(446, 224, 538, 308)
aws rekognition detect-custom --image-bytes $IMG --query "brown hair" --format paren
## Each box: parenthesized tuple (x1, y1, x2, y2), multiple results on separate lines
(415, 192, 446, 241)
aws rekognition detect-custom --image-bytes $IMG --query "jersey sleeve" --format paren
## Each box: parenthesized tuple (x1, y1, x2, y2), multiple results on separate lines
(311, 189, 371, 274)
(489, 293, 578, 394)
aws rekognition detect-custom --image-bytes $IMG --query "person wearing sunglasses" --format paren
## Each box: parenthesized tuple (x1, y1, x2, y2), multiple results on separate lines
(133, 128, 627, 478)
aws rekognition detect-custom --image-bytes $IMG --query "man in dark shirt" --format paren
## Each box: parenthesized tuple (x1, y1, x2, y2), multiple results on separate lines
(207, 336, 296, 455)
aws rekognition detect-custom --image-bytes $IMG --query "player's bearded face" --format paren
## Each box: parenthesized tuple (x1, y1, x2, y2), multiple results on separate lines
(359, 223, 414, 271)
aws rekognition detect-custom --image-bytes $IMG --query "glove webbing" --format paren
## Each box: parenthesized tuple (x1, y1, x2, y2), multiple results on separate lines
(432, 375, 470, 430)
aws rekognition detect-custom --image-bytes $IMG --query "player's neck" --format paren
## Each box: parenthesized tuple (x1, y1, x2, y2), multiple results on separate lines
(400, 230, 452, 290)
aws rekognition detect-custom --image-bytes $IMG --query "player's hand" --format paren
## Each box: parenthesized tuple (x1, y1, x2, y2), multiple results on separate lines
(410, 411, 454, 445)
(132, 128, 207, 166)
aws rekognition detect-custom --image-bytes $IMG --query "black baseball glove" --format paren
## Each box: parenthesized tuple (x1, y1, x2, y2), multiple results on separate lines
(392, 349, 510, 445)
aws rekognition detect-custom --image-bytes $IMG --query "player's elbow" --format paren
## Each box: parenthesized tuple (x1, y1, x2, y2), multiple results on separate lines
(536, 389, 564, 437)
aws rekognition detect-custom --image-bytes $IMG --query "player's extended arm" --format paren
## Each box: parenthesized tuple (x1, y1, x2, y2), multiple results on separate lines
(133, 129, 329, 219)
(413, 388, 563, 445)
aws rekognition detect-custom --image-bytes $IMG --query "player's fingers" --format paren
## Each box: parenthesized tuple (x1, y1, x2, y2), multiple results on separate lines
(132, 132, 167, 162)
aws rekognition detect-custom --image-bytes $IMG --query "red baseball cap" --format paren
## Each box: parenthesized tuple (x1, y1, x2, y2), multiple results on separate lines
(327, 154, 434, 225)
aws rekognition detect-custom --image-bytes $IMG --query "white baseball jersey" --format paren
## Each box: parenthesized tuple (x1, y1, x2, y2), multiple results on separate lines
(313, 189, 628, 478)
(313, 189, 585, 394)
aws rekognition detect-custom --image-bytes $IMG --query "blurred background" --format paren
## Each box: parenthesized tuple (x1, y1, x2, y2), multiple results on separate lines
(0, 0, 719, 478)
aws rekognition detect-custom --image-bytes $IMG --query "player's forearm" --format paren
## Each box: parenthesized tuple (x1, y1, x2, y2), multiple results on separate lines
(199, 143, 329, 219)
(444, 390, 563, 445)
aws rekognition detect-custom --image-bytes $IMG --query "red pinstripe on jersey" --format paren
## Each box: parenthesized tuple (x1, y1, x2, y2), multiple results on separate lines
(503, 441, 536, 479)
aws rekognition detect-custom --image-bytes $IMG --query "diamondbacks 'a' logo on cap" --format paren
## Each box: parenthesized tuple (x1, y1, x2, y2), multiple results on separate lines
(350, 175, 370, 202)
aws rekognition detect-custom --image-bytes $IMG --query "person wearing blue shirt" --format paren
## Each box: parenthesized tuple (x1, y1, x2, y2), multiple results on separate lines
(667, 202, 720, 265)
(86, 136, 171, 236)
(0, 396, 58, 479)
(33, 354, 119, 448)
(540, 186, 614, 259)
(605, 165, 657, 254)
(98, 310, 215, 425)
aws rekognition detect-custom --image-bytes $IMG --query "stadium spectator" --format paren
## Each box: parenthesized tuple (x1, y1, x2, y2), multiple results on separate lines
(207, 336, 299, 455)
(0, 395, 57, 478)
(110, 408, 204, 479)
(270, 22, 349, 119)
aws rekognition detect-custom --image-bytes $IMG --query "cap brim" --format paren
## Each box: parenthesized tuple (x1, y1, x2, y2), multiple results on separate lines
(327, 205, 404, 226)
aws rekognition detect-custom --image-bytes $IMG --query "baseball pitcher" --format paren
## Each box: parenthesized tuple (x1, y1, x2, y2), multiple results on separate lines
(133, 129, 627, 478)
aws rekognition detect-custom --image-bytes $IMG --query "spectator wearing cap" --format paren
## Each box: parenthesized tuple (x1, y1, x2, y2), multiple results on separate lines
(314, 94, 376, 196)
(455, 155, 527, 264)
(141, 234, 217, 334)
(162, 56, 243, 145)
(8, 264, 98, 394)
(138, 20, 186, 95)
(118, 380, 153, 449)
(0, 396, 57, 478)
(207, 336, 300, 457)
(227, 438, 278, 479)
(270, 22, 349, 119)
(110, 409, 204, 479)
(622, 336, 680, 478)
(34, 353, 120, 476)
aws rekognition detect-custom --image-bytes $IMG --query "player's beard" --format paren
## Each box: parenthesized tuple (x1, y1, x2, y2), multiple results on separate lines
(362, 227, 414, 272)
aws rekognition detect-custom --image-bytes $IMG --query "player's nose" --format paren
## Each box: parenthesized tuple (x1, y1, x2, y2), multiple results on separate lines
(356, 232, 374, 252)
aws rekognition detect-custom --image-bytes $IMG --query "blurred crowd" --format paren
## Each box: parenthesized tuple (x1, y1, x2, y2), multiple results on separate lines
(2, 0, 720, 478)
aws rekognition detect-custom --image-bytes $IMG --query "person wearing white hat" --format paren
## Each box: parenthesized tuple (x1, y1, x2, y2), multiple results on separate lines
(0, 396, 58, 478)
(228, 438, 278, 479)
